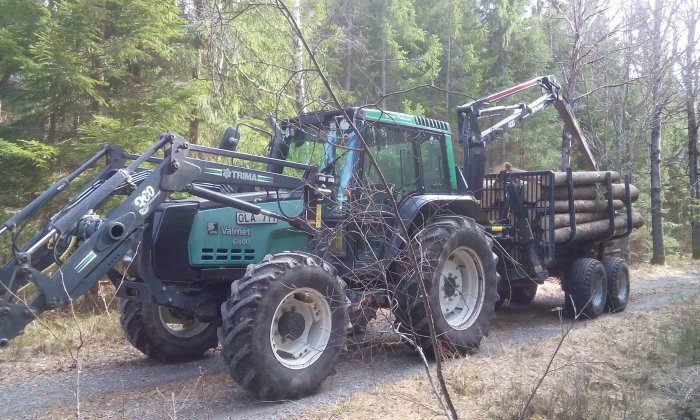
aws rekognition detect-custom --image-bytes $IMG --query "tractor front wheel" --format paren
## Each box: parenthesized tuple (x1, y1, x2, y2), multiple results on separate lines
(218, 252, 348, 399)
(119, 299, 219, 362)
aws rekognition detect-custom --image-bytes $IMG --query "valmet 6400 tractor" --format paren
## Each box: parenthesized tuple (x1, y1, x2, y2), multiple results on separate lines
(0, 75, 638, 399)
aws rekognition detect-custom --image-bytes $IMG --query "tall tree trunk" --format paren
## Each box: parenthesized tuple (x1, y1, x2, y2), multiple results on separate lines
(91, 23, 106, 115)
(380, 35, 387, 109)
(91, 57, 105, 115)
(343, 50, 352, 91)
(293, 0, 306, 114)
(340, 1, 355, 92)
(189, 58, 201, 144)
(682, 5, 700, 259)
(561, 0, 583, 170)
(188, 0, 205, 144)
(618, 12, 632, 259)
(650, 98, 665, 264)
(690, 109, 699, 258)
(445, 33, 451, 117)
(648, 0, 669, 265)
(47, 112, 57, 142)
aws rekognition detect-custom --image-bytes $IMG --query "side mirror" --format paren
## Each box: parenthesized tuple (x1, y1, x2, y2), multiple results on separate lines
(219, 127, 240, 151)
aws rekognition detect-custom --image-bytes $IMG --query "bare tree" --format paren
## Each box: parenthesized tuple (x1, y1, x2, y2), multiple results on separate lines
(640, 0, 679, 265)
(678, 0, 700, 259)
(293, 0, 307, 113)
(552, 0, 629, 169)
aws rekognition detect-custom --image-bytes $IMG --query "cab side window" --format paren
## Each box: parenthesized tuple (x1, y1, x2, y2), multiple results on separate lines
(363, 125, 418, 202)
(420, 133, 449, 193)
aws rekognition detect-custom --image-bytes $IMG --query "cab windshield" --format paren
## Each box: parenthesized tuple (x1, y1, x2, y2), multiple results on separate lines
(283, 119, 363, 209)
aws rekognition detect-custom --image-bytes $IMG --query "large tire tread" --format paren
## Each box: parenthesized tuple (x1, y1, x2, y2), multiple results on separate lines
(119, 299, 219, 362)
(602, 256, 630, 312)
(565, 258, 607, 319)
(218, 252, 347, 400)
(393, 216, 499, 354)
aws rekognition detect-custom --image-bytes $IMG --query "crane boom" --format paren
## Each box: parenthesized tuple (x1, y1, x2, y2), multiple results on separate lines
(456, 75, 597, 197)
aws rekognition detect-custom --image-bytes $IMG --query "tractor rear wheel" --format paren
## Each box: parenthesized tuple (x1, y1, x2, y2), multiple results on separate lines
(393, 216, 499, 354)
(119, 299, 219, 362)
(602, 257, 630, 312)
(564, 258, 607, 319)
(218, 252, 348, 399)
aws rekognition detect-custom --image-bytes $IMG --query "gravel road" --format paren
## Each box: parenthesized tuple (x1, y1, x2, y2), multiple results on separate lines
(1, 271, 698, 419)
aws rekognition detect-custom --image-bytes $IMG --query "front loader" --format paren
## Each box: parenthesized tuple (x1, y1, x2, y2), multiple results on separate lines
(0, 75, 640, 400)
(0, 132, 331, 344)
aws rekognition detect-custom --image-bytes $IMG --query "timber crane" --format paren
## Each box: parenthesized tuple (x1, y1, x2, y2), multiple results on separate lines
(457, 74, 598, 198)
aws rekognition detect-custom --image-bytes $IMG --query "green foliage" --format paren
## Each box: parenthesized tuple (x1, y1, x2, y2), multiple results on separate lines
(0, 138, 57, 206)
(0, 0, 696, 258)
(672, 313, 700, 364)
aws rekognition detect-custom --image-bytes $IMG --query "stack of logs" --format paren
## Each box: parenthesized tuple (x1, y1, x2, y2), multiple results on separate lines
(543, 171, 644, 244)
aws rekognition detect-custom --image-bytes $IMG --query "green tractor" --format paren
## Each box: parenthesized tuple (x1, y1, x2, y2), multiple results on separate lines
(0, 76, 635, 400)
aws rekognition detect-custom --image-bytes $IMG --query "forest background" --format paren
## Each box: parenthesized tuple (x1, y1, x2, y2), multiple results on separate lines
(0, 0, 698, 263)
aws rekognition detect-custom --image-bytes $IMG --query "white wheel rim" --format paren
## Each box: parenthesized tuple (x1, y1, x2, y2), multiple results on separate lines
(439, 246, 485, 330)
(618, 270, 629, 301)
(270, 287, 332, 370)
(158, 306, 210, 338)
(592, 272, 605, 308)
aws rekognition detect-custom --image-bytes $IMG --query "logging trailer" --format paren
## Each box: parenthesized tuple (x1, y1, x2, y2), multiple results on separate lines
(0, 75, 640, 399)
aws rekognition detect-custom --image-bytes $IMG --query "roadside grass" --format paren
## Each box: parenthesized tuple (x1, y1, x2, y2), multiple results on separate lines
(1, 256, 691, 363)
(0, 281, 141, 386)
(671, 312, 700, 365)
(314, 292, 700, 419)
(630, 255, 699, 282)
(1, 279, 123, 362)
(0, 259, 695, 414)
(2, 311, 123, 362)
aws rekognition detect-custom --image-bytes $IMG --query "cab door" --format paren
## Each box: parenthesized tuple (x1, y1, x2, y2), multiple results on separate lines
(351, 123, 419, 275)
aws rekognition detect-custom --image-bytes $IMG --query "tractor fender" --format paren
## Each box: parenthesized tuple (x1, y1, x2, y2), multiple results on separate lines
(384, 194, 489, 263)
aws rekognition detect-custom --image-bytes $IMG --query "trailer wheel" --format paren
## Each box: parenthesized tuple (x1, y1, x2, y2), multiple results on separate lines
(349, 305, 377, 335)
(218, 252, 347, 399)
(565, 258, 607, 319)
(119, 299, 219, 362)
(394, 216, 499, 354)
(497, 284, 538, 306)
(602, 257, 630, 312)
(511, 284, 538, 304)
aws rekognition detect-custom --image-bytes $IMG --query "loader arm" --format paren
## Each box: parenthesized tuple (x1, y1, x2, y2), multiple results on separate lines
(0, 133, 331, 346)
(456, 75, 597, 198)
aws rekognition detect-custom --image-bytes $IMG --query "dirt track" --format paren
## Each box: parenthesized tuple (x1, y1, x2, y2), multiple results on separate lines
(0, 269, 698, 419)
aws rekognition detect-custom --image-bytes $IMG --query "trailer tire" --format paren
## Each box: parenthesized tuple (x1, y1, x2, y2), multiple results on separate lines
(602, 257, 629, 312)
(497, 284, 538, 306)
(564, 258, 607, 319)
(393, 216, 499, 354)
(349, 306, 377, 335)
(514, 285, 538, 304)
(119, 299, 219, 362)
(218, 252, 347, 399)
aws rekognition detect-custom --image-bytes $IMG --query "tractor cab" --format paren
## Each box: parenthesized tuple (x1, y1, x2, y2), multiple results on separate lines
(280, 108, 458, 213)
(277, 108, 467, 277)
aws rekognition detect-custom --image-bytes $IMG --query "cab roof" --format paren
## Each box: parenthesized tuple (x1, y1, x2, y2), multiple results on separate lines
(281, 107, 451, 135)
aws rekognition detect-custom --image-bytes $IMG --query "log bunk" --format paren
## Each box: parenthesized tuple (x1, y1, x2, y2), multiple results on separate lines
(481, 167, 643, 250)
(544, 169, 642, 245)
